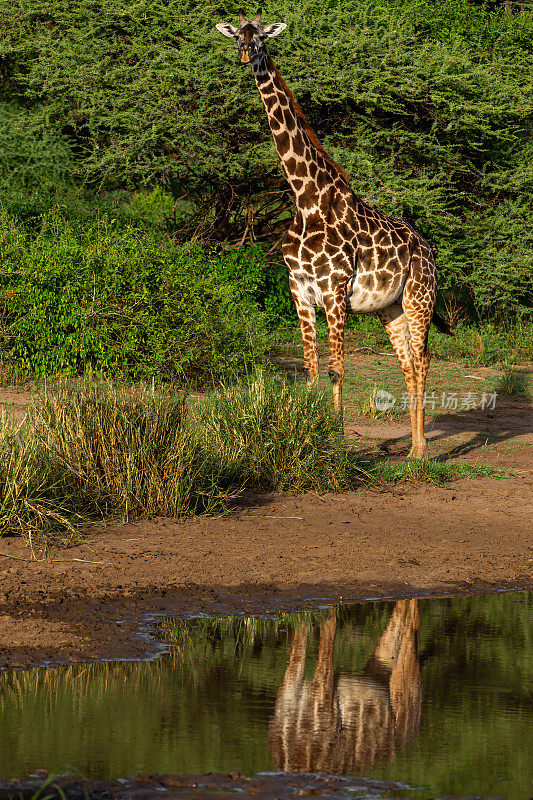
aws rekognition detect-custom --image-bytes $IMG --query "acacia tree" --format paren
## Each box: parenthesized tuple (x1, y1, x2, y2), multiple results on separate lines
(0, 0, 532, 317)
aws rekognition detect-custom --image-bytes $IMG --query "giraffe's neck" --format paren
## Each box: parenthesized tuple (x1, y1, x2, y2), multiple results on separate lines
(252, 54, 348, 214)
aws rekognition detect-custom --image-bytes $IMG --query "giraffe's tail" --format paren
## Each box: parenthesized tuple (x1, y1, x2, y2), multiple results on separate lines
(431, 310, 454, 336)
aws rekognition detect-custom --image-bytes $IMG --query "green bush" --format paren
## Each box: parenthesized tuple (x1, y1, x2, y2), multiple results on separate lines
(0, 103, 73, 191)
(0, 207, 270, 381)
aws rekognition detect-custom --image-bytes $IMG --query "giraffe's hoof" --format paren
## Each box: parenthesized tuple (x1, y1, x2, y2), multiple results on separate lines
(407, 446, 427, 460)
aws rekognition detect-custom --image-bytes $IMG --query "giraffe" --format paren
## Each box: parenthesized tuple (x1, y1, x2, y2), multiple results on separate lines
(267, 600, 422, 774)
(216, 10, 452, 459)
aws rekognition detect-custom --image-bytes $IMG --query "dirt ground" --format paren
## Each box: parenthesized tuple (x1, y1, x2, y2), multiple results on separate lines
(0, 357, 531, 670)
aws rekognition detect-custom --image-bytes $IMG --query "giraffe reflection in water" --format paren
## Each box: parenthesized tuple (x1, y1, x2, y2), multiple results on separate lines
(268, 600, 422, 774)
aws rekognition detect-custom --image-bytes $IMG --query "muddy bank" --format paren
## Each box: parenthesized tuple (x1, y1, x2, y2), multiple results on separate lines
(0, 771, 440, 800)
(0, 453, 531, 669)
(0, 373, 531, 670)
(2, 580, 529, 671)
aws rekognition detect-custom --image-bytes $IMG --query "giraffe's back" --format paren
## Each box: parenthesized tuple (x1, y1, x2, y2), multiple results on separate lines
(283, 187, 436, 315)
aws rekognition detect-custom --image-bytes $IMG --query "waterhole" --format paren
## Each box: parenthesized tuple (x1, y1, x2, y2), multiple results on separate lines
(0, 591, 531, 799)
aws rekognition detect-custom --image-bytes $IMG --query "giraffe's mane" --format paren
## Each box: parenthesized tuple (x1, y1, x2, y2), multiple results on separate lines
(268, 57, 351, 186)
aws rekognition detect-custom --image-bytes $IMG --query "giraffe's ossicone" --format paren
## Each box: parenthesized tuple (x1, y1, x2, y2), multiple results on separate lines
(216, 9, 452, 458)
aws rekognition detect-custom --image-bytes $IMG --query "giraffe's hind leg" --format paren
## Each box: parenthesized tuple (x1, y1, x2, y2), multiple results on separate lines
(324, 291, 346, 417)
(402, 249, 436, 458)
(378, 240, 435, 459)
(402, 313, 432, 459)
(377, 302, 420, 457)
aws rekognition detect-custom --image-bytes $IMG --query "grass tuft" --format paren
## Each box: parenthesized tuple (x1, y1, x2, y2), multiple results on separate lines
(0, 411, 79, 541)
(495, 368, 530, 398)
(357, 384, 405, 420)
(0, 380, 233, 539)
(369, 458, 510, 486)
(198, 370, 360, 492)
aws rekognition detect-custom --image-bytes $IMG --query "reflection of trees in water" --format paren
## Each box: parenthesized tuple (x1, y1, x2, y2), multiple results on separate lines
(268, 600, 422, 774)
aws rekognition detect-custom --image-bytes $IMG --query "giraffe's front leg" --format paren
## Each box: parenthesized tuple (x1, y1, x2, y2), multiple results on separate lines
(290, 279, 319, 383)
(324, 293, 346, 417)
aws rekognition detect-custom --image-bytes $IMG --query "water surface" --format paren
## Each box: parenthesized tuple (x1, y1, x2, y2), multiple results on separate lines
(0, 591, 531, 799)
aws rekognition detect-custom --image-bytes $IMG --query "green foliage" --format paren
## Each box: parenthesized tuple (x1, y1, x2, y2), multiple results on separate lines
(371, 458, 510, 484)
(428, 320, 533, 364)
(0, 103, 73, 191)
(1, 0, 532, 318)
(0, 206, 269, 381)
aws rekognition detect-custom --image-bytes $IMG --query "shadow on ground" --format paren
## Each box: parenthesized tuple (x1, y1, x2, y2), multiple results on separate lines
(351, 399, 532, 462)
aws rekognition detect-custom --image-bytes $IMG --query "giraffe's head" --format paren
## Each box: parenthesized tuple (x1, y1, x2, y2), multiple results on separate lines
(215, 8, 286, 66)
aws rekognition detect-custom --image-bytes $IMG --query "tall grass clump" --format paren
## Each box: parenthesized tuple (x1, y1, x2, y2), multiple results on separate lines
(0, 381, 232, 539)
(0, 412, 77, 538)
(0, 374, 359, 540)
(33, 380, 228, 519)
(198, 370, 359, 492)
(495, 368, 530, 399)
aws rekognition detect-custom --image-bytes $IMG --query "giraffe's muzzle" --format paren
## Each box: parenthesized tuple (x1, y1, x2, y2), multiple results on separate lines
(238, 43, 256, 64)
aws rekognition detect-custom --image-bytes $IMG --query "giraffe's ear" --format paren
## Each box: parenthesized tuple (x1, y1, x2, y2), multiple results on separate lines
(262, 22, 287, 38)
(215, 23, 239, 38)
